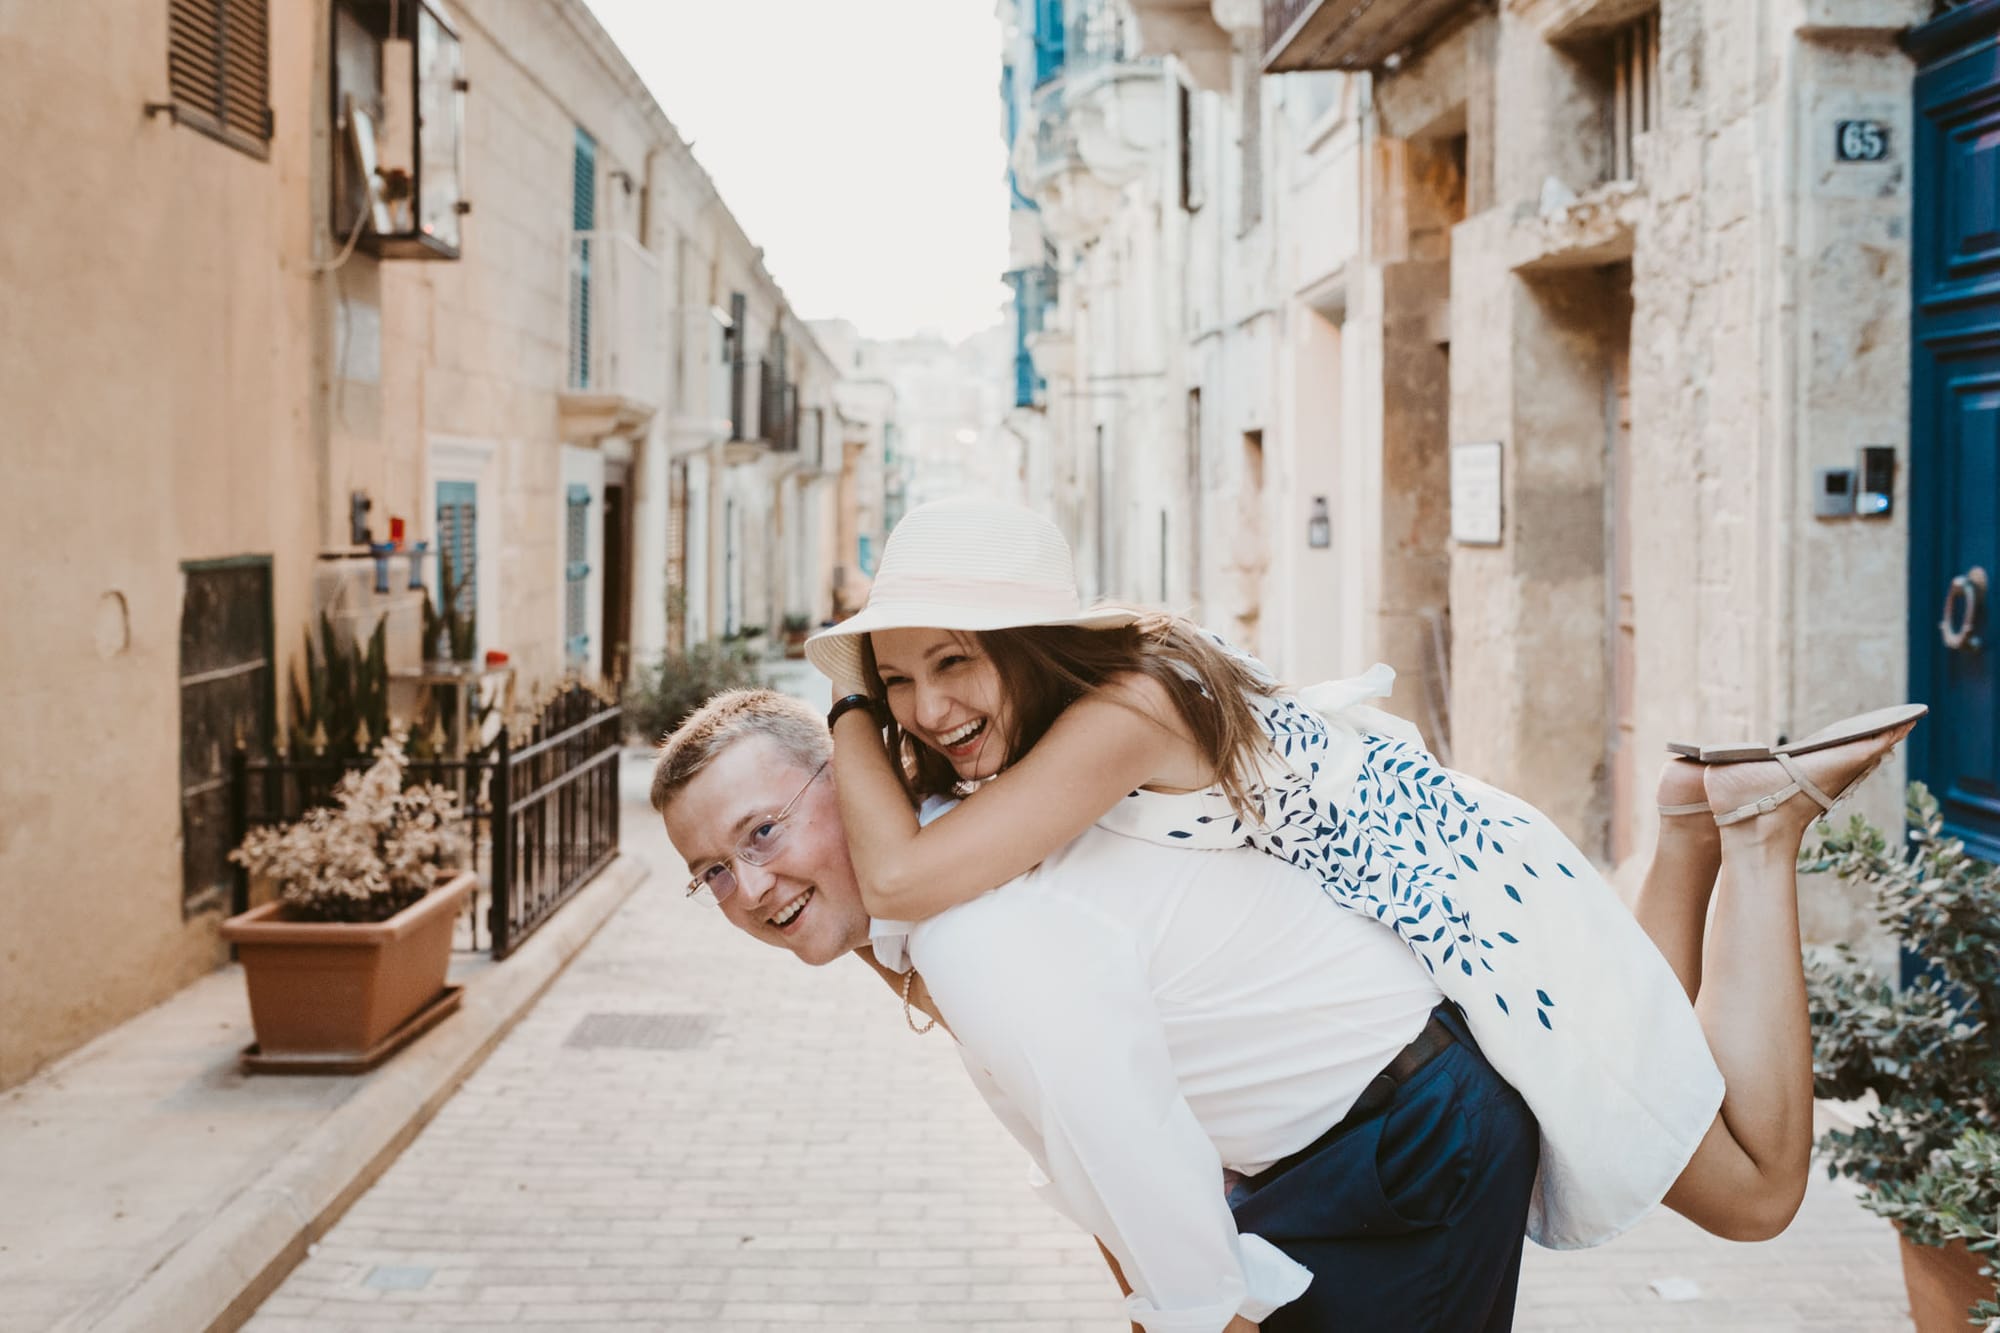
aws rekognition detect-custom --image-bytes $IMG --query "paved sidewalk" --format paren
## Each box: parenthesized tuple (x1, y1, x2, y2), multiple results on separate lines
(248, 755, 1917, 1333)
(0, 844, 646, 1333)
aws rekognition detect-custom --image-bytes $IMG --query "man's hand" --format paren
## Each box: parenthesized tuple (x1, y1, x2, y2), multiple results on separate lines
(1223, 1319, 1260, 1333)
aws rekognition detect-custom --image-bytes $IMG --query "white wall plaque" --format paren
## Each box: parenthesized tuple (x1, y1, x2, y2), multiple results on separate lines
(1451, 441, 1504, 546)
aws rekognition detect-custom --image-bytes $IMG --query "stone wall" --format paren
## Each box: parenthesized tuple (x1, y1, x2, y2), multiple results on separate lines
(0, 0, 323, 1088)
(1410, 1, 1919, 960)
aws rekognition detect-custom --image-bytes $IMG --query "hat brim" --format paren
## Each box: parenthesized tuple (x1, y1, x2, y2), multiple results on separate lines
(805, 602, 1145, 689)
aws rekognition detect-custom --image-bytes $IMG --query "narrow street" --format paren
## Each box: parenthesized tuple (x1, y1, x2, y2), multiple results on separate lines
(245, 746, 1916, 1333)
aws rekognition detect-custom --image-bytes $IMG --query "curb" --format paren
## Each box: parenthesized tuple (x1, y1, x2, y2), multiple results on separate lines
(86, 854, 652, 1333)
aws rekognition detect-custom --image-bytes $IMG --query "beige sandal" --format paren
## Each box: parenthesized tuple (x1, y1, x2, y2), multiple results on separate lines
(1667, 704, 1927, 827)
(1657, 800, 1712, 818)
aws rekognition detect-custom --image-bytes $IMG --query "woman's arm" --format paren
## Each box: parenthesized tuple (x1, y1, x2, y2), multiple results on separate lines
(834, 673, 1200, 921)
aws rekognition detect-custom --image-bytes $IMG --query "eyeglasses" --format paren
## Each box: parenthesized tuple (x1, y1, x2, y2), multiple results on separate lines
(684, 759, 829, 905)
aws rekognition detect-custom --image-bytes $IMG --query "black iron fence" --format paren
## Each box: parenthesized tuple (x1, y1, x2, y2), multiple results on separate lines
(489, 684, 623, 959)
(231, 684, 623, 959)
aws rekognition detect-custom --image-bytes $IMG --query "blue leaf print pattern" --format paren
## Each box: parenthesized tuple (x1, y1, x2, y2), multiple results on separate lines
(1211, 684, 1560, 1033)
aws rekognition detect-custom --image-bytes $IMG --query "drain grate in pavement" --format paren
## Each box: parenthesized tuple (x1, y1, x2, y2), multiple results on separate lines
(364, 1265, 434, 1291)
(564, 1012, 715, 1051)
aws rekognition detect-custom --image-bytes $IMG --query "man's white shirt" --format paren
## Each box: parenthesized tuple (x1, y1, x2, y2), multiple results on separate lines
(871, 807, 1444, 1333)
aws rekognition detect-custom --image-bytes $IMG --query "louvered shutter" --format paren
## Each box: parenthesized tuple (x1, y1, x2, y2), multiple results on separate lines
(666, 463, 687, 654)
(570, 128, 597, 389)
(167, 0, 272, 159)
(565, 485, 591, 665)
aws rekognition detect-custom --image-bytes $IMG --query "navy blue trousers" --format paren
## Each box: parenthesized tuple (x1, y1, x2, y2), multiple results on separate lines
(1229, 1005, 1539, 1332)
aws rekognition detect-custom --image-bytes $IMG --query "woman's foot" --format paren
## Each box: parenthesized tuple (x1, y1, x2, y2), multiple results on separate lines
(1658, 756, 1713, 816)
(1702, 723, 1917, 843)
(1657, 756, 1723, 845)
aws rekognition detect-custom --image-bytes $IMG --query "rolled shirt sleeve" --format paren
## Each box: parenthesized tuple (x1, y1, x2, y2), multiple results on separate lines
(914, 889, 1312, 1332)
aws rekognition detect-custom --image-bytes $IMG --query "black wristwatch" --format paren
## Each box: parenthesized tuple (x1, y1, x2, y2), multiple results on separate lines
(827, 693, 885, 731)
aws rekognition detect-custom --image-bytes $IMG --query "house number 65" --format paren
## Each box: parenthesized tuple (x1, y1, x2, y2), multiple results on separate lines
(1836, 120, 1890, 163)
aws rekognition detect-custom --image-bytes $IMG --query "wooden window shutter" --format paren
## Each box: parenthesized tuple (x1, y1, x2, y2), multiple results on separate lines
(167, 0, 273, 159)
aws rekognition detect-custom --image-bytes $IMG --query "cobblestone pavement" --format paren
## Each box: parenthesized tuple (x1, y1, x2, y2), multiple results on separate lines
(248, 752, 1915, 1332)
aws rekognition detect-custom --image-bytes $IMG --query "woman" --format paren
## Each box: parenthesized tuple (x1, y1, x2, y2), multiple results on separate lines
(808, 497, 1921, 1250)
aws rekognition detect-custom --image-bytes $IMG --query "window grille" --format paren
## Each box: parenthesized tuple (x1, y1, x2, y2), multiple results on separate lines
(166, 0, 272, 159)
(565, 486, 591, 665)
(180, 558, 273, 912)
(1610, 10, 1659, 184)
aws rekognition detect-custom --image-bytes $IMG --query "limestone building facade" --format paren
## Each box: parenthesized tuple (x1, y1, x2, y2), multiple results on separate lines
(0, 0, 840, 1088)
(1009, 0, 1973, 960)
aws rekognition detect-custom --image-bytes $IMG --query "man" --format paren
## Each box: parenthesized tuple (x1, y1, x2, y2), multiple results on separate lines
(655, 689, 1539, 1332)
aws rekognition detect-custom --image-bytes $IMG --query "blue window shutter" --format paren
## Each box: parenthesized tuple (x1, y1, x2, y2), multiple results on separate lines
(572, 128, 596, 231)
(571, 128, 597, 390)
(1035, 0, 1065, 85)
(565, 484, 591, 663)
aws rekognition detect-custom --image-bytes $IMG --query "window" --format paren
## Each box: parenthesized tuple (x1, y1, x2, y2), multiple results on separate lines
(565, 485, 592, 666)
(435, 479, 478, 660)
(1034, 0, 1066, 86)
(762, 329, 792, 449)
(1608, 10, 1659, 183)
(1178, 81, 1205, 213)
(179, 558, 273, 913)
(165, 0, 273, 159)
(727, 292, 749, 440)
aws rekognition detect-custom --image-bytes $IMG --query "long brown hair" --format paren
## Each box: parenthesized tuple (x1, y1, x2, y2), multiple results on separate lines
(863, 614, 1276, 821)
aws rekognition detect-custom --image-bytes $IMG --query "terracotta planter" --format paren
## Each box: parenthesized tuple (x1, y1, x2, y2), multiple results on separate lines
(221, 871, 475, 1059)
(1898, 1229, 1996, 1333)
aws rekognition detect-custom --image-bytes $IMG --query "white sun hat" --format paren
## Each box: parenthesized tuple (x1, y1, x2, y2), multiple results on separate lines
(804, 497, 1144, 688)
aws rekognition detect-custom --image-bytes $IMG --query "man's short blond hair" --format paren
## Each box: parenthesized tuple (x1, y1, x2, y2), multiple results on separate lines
(649, 689, 831, 815)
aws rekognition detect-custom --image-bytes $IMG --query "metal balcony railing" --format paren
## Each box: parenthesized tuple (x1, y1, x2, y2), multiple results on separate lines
(1264, 0, 1314, 55)
(565, 230, 662, 407)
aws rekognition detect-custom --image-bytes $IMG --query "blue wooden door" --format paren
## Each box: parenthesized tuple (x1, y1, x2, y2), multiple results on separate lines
(1910, 1, 2000, 860)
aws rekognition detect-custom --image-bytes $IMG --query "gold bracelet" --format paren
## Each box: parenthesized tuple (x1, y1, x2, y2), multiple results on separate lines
(902, 969, 937, 1035)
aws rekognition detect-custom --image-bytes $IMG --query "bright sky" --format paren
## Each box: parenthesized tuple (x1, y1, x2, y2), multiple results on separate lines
(582, 0, 1013, 343)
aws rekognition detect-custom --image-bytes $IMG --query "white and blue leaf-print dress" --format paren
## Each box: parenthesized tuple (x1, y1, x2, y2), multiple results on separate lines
(1097, 663, 1725, 1250)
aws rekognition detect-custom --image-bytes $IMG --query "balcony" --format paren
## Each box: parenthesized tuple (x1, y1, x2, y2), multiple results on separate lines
(558, 231, 663, 442)
(1123, 0, 1255, 90)
(1263, 0, 1481, 72)
(668, 306, 733, 456)
(1014, 15, 1167, 240)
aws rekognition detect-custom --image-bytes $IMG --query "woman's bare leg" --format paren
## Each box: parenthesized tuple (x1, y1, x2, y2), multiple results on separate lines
(1631, 759, 1723, 1003)
(1660, 724, 1917, 1241)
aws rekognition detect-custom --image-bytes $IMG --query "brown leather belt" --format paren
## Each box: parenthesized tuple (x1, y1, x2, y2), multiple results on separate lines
(1244, 1009, 1458, 1191)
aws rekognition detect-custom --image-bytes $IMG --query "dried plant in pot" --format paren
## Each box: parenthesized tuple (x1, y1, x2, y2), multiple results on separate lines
(1803, 783, 2000, 1331)
(222, 737, 475, 1065)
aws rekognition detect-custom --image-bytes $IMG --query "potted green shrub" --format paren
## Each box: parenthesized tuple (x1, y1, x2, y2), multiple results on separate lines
(781, 613, 813, 659)
(1804, 782, 2000, 1331)
(223, 737, 474, 1070)
(623, 641, 762, 743)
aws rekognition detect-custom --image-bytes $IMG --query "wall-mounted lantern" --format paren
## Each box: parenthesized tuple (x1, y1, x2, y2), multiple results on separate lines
(332, 0, 468, 261)
(1307, 496, 1332, 549)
